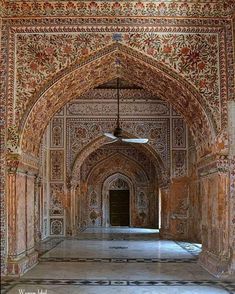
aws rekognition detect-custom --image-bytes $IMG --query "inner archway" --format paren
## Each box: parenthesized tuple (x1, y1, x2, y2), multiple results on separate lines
(104, 175, 131, 227)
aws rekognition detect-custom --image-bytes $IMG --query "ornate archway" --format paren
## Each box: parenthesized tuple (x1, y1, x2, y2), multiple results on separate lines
(71, 135, 169, 189)
(4, 41, 234, 278)
(19, 44, 214, 157)
(75, 149, 158, 230)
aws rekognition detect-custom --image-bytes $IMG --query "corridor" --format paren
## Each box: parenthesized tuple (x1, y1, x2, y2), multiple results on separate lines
(2, 228, 234, 293)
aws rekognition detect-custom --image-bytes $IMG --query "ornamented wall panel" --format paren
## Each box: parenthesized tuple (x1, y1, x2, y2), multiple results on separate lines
(88, 189, 99, 209)
(50, 218, 64, 236)
(66, 95, 170, 118)
(172, 118, 186, 149)
(172, 150, 187, 178)
(89, 209, 102, 227)
(81, 144, 156, 181)
(50, 150, 64, 181)
(49, 183, 64, 217)
(136, 189, 149, 227)
(50, 118, 64, 148)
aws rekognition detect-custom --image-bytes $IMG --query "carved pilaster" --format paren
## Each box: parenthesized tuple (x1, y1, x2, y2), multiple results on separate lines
(7, 154, 20, 258)
(198, 154, 231, 277)
(6, 153, 38, 276)
(34, 176, 42, 244)
(159, 186, 171, 239)
(228, 101, 235, 275)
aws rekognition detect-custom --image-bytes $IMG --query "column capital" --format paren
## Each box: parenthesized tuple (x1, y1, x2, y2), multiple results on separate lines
(6, 153, 20, 174)
(197, 154, 230, 177)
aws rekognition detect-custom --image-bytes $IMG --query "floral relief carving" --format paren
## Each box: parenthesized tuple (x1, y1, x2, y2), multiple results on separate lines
(19, 44, 215, 156)
(50, 150, 64, 181)
(172, 118, 186, 149)
(15, 32, 220, 132)
(7, 125, 20, 153)
(3, 1, 235, 18)
(109, 178, 129, 190)
(172, 150, 187, 178)
(50, 219, 63, 235)
(49, 183, 64, 216)
(50, 118, 64, 148)
(89, 190, 98, 208)
(15, 33, 113, 121)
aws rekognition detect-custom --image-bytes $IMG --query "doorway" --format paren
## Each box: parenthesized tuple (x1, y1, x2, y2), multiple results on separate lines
(110, 190, 130, 226)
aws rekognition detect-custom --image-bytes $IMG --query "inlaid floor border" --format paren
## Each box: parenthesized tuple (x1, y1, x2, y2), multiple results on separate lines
(38, 257, 197, 263)
(68, 235, 160, 241)
(1, 279, 235, 294)
(36, 238, 201, 263)
(35, 237, 65, 257)
(174, 241, 202, 256)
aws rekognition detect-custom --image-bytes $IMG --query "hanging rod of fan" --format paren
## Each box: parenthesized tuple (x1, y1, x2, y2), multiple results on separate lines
(104, 78, 148, 144)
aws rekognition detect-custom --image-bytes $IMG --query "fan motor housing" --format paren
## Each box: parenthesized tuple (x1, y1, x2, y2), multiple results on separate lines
(114, 127, 122, 138)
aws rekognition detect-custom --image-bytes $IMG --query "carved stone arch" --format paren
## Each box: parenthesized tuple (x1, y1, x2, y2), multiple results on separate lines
(87, 152, 150, 185)
(85, 151, 152, 227)
(71, 136, 169, 188)
(20, 43, 215, 157)
(101, 173, 133, 227)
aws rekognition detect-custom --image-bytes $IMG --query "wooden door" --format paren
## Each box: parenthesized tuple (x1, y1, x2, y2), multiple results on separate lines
(110, 190, 130, 226)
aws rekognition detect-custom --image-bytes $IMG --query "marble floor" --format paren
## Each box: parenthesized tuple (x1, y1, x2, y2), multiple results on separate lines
(2, 228, 235, 294)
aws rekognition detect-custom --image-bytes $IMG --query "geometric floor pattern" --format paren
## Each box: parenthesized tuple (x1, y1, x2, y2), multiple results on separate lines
(1, 228, 235, 294)
(39, 257, 198, 263)
(2, 279, 235, 294)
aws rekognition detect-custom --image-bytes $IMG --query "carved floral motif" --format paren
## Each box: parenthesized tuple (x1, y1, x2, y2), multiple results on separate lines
(50, 150, 64, 181)
(49, 183, 64, 216)
(3, 1, 235, 18)
(16, 32, 220, 131)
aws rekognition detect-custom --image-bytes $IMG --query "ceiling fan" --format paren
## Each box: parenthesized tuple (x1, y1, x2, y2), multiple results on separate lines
(104, 78, 149, 144)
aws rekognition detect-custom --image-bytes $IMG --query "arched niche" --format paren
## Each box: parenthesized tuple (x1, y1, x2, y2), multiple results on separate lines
(81, 151, 157, 229)
(102, 173, 133, 227)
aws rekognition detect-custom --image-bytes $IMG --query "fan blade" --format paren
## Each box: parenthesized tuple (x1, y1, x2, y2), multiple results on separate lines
(122, 138, 149, 144)
(104, 133, 117, 140)
(103, 139, 119, 145)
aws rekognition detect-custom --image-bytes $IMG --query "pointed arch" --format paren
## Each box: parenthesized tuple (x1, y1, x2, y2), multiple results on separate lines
(71, 135, 169, 188)
(20, 43, 215, 156)
(101, 173, 133, 227)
